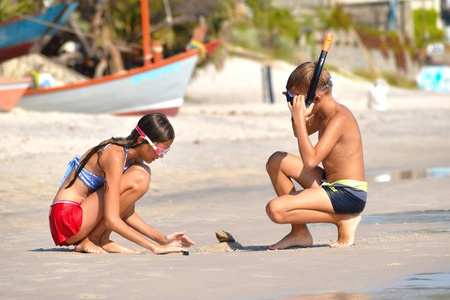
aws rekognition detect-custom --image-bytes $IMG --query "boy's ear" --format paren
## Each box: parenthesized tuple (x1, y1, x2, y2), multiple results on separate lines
(314, 94, 321, 103)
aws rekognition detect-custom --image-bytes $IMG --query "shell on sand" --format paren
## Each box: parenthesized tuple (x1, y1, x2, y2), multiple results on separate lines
(215, 230, 236, 243)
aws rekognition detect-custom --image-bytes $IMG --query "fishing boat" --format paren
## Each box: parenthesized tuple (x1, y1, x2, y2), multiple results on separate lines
(0, 3, 78, 63)
(18, 51, 200, 116)
(0, 77, 32, 111)
(15, 1, 223, 116)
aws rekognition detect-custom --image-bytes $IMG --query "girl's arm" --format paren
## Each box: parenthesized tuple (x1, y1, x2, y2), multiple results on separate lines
(123, 206, 165, 244)
(124, 209, 194, 248)
(100, 146, 186, 254)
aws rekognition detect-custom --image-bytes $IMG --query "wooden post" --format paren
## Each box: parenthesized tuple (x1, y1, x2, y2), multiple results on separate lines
(140, 0, 152, 66)
(152, 41, 163, 62)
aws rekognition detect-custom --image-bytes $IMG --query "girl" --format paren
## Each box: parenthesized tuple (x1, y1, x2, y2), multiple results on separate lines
(49, 113, 194, 254)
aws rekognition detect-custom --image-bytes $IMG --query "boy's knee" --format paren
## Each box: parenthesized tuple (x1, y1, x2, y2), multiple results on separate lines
(266, 151, 287, 173)
(266, 200, 283, 224)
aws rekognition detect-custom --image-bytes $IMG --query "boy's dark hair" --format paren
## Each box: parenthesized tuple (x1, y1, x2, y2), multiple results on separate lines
(66, 113, 174, 189)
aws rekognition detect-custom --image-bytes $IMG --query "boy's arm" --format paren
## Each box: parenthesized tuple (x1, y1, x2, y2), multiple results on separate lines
(291, 113, 319, 137)
(290, 96, 342, 170)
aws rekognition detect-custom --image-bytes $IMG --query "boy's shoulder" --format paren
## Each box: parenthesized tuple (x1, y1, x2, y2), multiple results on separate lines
(335, 103, 356, 120)
(323, 103, 357, 130)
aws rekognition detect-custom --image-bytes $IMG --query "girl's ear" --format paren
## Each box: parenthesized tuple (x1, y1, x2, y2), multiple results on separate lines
(137, 136, 146, 145)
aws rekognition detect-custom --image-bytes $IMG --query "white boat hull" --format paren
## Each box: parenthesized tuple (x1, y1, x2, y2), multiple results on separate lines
(19, 53, 199, 116)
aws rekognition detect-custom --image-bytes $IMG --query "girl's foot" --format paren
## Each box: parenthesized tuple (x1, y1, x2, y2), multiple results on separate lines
(101, 240, 138, 253)
(74, 238, 107, 254)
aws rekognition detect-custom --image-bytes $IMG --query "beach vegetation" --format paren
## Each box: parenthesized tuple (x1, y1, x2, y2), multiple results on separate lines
(3, 0, 443, 90)
(315, 4, 426, 88)
(413, 8, 446, 49)
(225, 0, 300, 61)
(0, 0, 41, 22)
(1, 0, 230, 77)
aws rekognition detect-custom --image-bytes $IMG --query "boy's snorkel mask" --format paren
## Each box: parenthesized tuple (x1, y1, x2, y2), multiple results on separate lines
(286, 34, 333, 108)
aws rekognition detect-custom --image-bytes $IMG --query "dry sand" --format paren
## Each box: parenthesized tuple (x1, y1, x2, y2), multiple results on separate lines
(1, 56, 449, 299)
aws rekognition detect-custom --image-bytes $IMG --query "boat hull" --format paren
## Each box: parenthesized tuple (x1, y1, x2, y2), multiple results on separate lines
(0, 3, 78, 62)
(19, 52, 199, 116)
(0, 78, 32, 111)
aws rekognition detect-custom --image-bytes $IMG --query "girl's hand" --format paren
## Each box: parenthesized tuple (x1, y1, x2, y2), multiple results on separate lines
(163, 231, 195, 248)
(152, 244, 188, 255)
(288, 94, 314, 123)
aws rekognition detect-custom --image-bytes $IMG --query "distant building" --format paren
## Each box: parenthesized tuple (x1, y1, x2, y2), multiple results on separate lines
(442, 0, 450, 42)
(272, 0, 445, 43)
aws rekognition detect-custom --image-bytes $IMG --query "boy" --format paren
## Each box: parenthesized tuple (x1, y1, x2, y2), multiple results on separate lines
(265, 62, 367, 248)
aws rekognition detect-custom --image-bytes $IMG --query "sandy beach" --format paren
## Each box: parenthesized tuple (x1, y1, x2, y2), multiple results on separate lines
(0, 56, 449, 299)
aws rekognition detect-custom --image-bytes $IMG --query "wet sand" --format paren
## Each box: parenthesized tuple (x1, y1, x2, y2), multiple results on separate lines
(0, 56, 449, 299)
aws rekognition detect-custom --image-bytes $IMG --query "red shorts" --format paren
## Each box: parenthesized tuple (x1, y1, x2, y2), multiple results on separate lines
(49, 201, 83, 246)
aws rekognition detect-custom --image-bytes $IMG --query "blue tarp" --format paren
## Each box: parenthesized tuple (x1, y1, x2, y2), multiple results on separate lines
(416, 66, 450, 93)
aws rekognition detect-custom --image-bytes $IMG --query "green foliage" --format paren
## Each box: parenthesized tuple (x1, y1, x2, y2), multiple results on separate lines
(271, 34, 297, 61)
(230, 27, 261, 49)
(0, 0, 48, 22)
(108, 0, 142, 41)
(413, 9, 445, 48)
(353, 69, 418, 89)
(245, 0, 298, 40)
(227, 0, 299, 61)
(319, 4, 352, 30)
(318, 5, 424, 72)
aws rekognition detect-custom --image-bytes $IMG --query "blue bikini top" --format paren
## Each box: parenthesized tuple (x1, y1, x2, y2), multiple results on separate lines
(59, 145, 132, 190)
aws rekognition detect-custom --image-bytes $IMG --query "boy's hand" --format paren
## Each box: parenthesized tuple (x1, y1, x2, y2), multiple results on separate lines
(288, 94, 314, 123)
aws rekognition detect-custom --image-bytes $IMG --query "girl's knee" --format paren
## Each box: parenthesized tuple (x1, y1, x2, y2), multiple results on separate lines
(266, 151, 287, 173)
(133, 174, 150, 194)
(126, 165, 151, 194)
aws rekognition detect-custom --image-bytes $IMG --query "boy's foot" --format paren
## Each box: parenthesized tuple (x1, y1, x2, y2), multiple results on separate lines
(329, 214, 361, 248)
(101, 240, 138, 253)
(74, 238, 107, 254)
(268, 227, 313, 250)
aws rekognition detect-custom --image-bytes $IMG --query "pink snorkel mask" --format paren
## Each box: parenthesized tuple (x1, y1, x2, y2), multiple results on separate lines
(135, 125, 170, 156)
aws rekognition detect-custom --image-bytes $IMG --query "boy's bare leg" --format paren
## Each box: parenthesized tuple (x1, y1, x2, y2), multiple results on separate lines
(267, 188, 361, 248)
(329, 214, 361, 248)
(268, 211, 361, 249)
(266, 152, 325, 249)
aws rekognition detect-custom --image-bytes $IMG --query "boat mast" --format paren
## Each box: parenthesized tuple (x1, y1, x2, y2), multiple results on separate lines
(140, 0, 152, 66)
